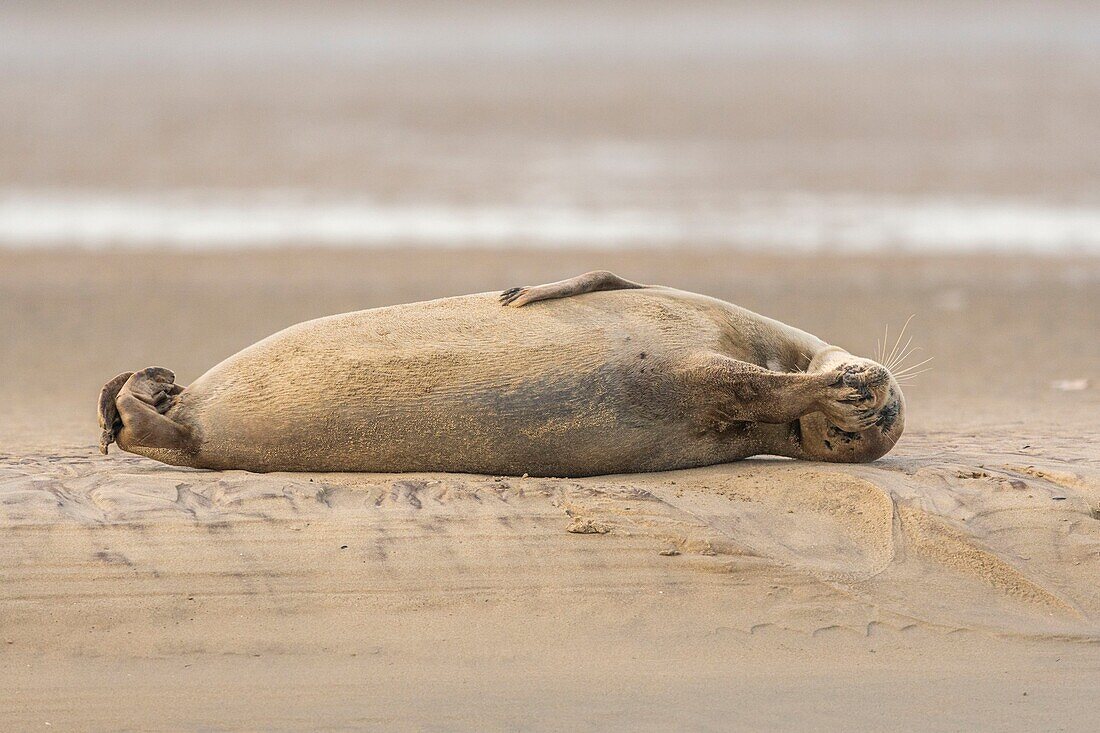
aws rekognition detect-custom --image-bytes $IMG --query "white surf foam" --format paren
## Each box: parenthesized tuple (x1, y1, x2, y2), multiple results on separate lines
(2, 190, 1099, 253)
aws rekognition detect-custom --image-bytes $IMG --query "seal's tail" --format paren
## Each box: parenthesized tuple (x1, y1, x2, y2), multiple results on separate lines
(97, 367, 189, 455)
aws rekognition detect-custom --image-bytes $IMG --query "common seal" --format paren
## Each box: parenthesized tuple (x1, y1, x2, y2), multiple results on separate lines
(97, 271, 905, 476)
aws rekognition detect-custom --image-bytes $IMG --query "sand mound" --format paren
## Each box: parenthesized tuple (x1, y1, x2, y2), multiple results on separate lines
(4, 444, 1098, 640)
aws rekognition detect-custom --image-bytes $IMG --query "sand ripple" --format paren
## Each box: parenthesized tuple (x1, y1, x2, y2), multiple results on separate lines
(3, 443, 1098, 640)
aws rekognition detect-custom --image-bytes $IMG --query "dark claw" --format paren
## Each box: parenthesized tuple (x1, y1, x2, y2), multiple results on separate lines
(842, 370, 868, 387)
(499, 286, 529, 306)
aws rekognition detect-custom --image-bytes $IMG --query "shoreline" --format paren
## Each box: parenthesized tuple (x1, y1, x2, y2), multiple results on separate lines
(4, 190, 1100, 253)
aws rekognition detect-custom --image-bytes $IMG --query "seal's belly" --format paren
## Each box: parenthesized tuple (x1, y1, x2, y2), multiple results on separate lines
(177, 290, 766, 474)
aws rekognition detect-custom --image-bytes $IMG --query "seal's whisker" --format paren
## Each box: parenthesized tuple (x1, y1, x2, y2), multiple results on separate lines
(887, 339, 911, 370)
(895, 368, 933, 383)
(884, 319, 906, 367)
(893, 356, 935, 376)
(889, 343, 922, 372)
(887, 335, 918, 370)
(894, 355, 934, 371)
(884, 314, 915, 371)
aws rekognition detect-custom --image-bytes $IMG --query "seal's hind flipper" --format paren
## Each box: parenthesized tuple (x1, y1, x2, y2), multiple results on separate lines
(500, 270, 645, 308)
(99, 367, 191, 456)
(98, 371, 134, 453)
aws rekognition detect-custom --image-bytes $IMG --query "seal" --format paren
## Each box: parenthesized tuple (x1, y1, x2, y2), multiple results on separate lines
(98, 271, 905, 476)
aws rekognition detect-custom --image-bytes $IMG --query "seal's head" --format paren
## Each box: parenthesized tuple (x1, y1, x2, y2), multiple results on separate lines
(799, 348, 907, 463)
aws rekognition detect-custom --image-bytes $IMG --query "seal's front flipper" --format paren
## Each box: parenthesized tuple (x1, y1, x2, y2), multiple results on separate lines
(500, 270, 645, 308)
(98, 367, 191, 456)
(682, 352, 829, 427)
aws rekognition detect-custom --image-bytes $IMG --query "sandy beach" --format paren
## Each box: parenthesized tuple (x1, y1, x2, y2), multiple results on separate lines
(2, 249, 1098, 730)
(3, 1, 1100, 729)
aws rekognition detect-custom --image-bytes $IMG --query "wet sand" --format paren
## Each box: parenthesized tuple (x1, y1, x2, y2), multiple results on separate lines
(2, 249, 1099, 730)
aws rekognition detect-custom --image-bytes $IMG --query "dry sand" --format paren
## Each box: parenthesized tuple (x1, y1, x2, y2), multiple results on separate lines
(2, 249, 1099, 730)
(3, 2, 1100, 727)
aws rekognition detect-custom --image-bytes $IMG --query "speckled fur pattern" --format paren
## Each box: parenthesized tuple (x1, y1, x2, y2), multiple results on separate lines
(98, 274, 905, 475)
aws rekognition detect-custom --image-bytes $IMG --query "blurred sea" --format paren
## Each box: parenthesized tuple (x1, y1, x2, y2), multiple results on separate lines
(3, 1, 1100, 253)
(3, 190, 1100, 253)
